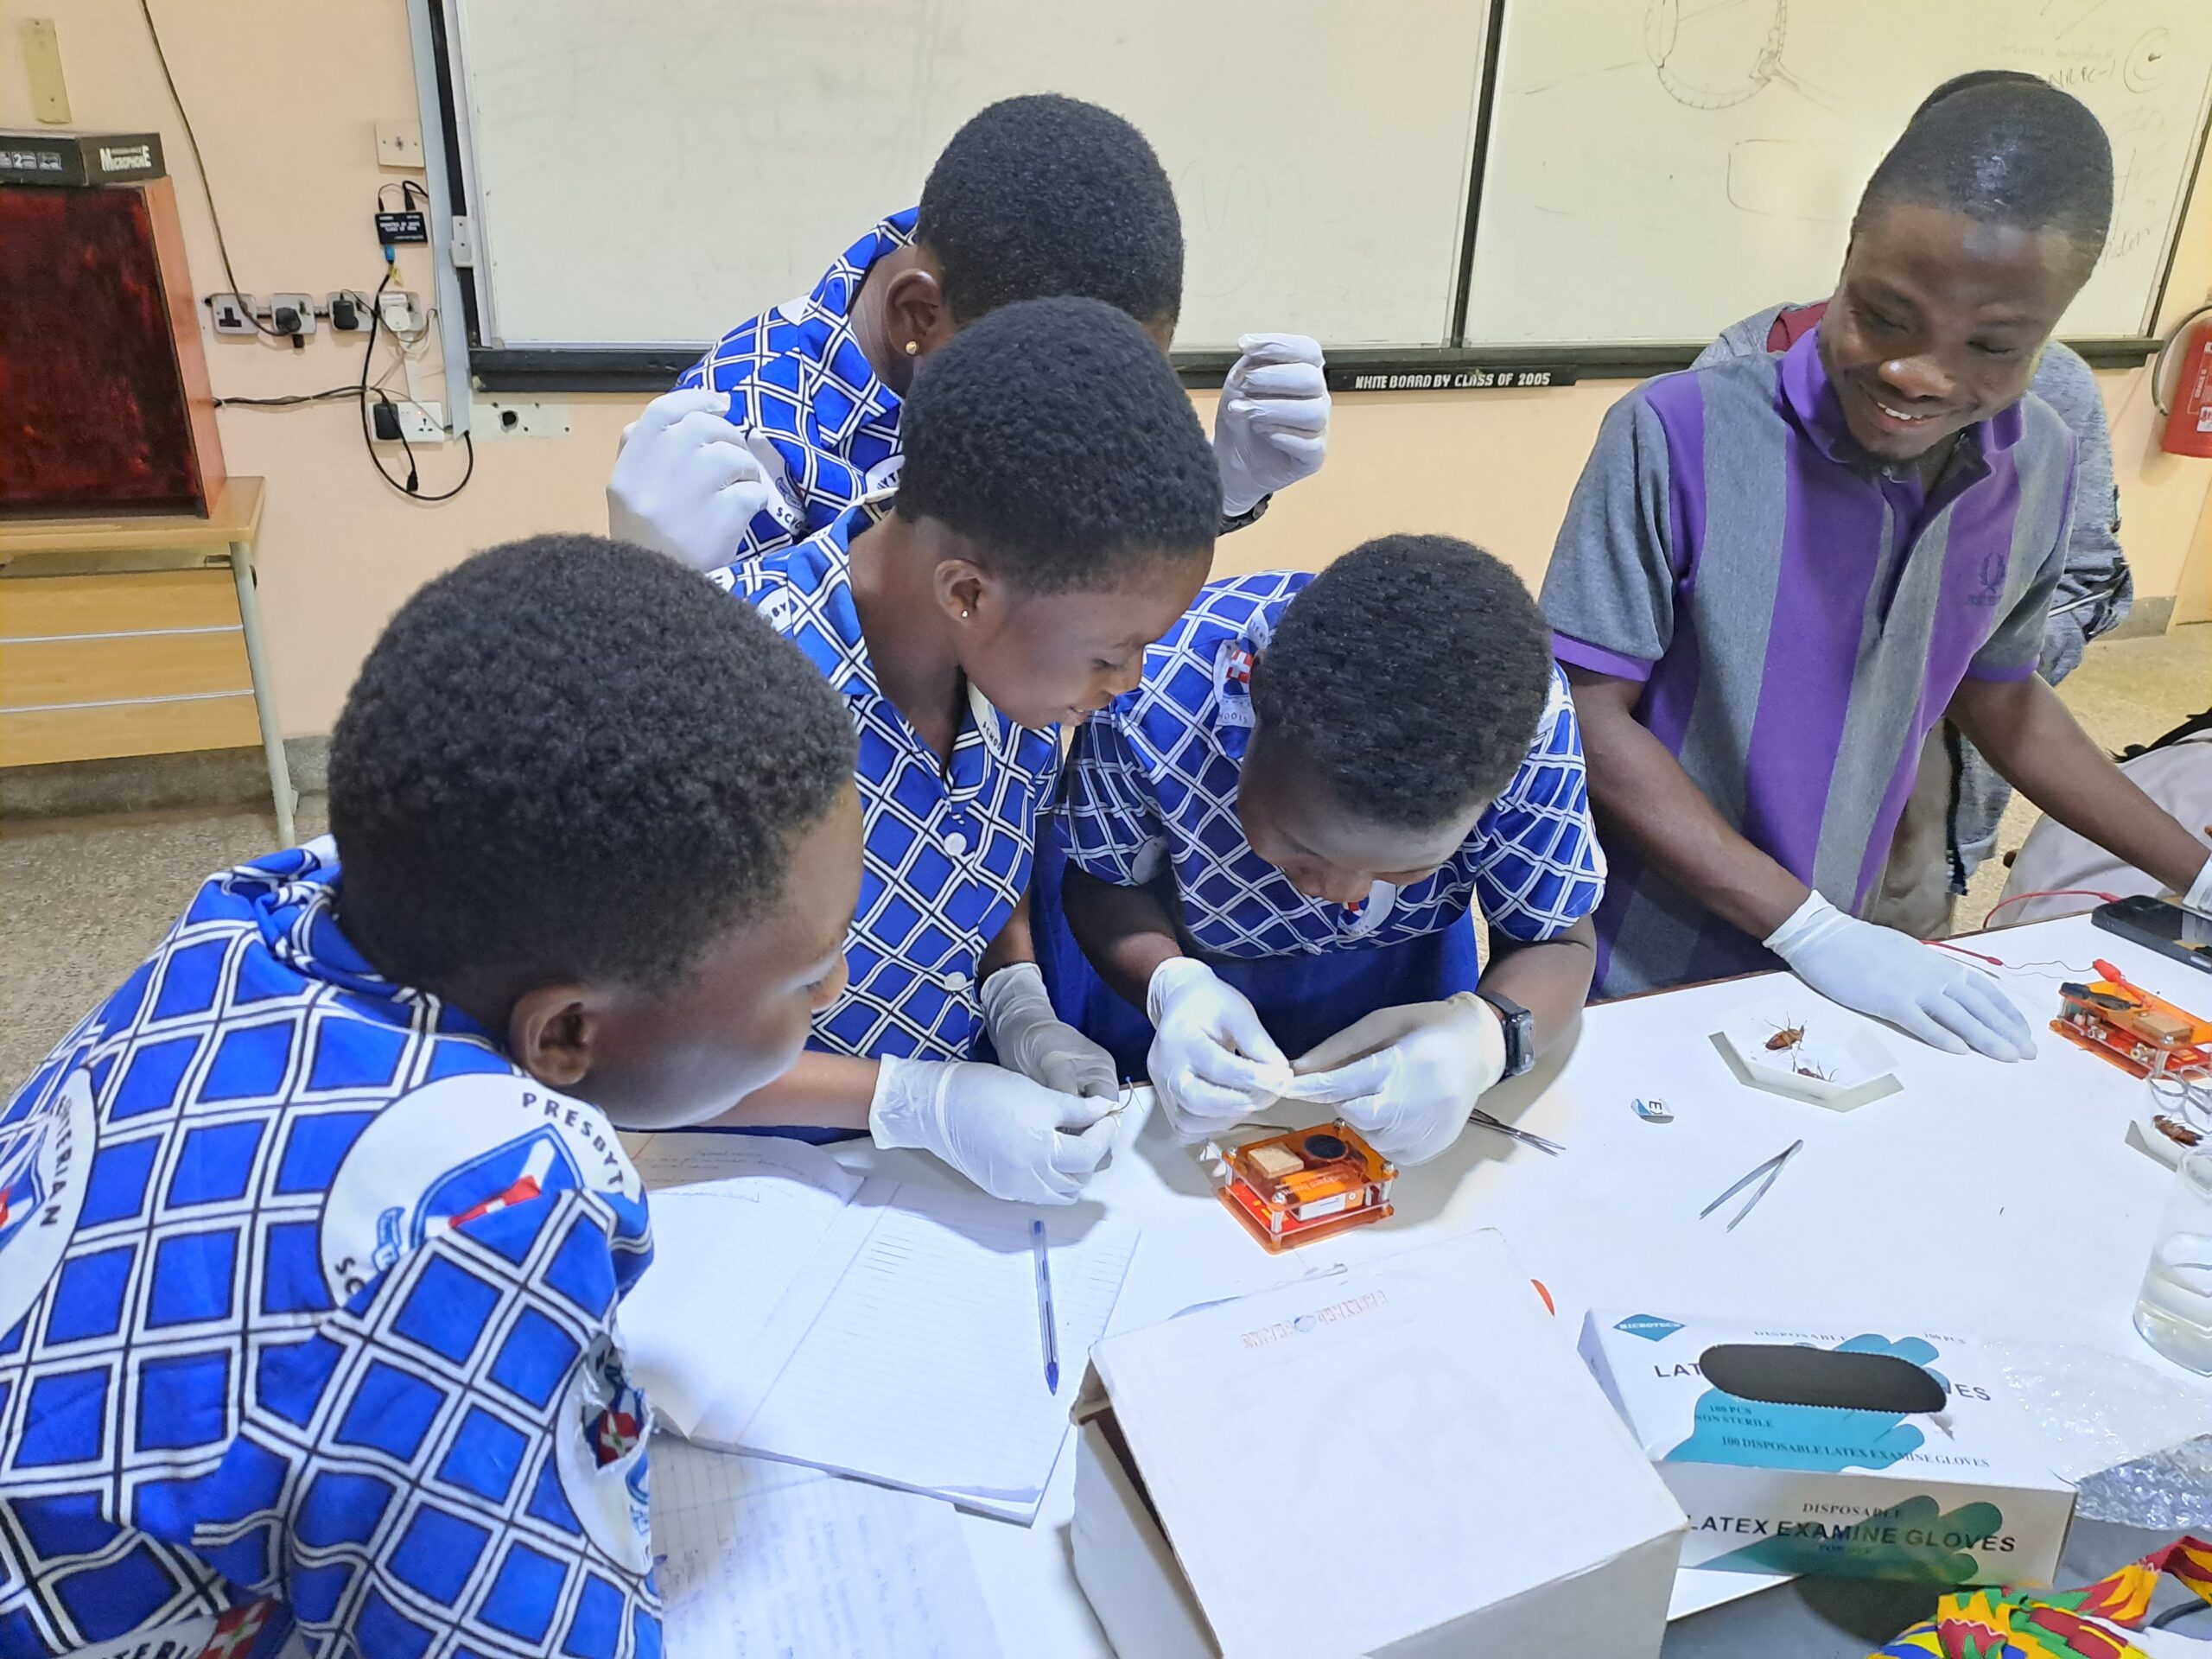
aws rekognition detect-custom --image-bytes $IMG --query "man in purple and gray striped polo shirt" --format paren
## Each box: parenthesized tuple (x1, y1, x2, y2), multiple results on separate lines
(1543, 79, 2212, 1058)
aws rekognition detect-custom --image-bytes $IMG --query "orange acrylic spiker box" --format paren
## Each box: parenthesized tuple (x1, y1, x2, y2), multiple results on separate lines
(1210, 1122, 1395, 1253)
(2053, 961, 2212, 1080)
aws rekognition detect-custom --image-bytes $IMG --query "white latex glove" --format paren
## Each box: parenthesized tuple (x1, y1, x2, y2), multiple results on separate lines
(607, 387, 798, 572)
(981, 963, 1117, 1099)
(1765, 892, 2036, 1061)
(1214, 334, 1329, 518)
(1285, 995, 1506, 1166)
(1145, 957, 1294, 1142)
(2182, 854, 2212, 918)
(868, 1056, 1116, 1205)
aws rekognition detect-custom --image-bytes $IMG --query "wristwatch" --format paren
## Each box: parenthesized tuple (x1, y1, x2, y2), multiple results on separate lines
(1470, 988, 1535, 1079)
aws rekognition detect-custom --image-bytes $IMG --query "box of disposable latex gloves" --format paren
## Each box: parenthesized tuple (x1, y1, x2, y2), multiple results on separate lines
(1070, 1230, 1688, 1659)
(1580, 1311, 2074, 1588)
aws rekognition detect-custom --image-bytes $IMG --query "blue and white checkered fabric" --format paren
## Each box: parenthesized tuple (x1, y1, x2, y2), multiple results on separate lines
(717, 506, 1060, 1061)
(676, 211, 917, 563)
(1059, 572, 1605, 957)
(0, 842, 658, 1658)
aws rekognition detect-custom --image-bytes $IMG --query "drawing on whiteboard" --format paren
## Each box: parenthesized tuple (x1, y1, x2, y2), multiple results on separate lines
(1643, 0, 1838, 113)
(2126, 27, 2174, 93)
(1726, 138, 1857, 221)
(1176, 162, 1272, 302)
(2103, 106, 2174, 263)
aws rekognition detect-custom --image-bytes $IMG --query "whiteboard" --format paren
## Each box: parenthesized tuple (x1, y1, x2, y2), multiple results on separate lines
(447, 0, 1492, 353)
(1464, 0, 2212, 345)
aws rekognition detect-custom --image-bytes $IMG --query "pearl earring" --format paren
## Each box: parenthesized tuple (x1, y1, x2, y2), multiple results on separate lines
(960, 606, 973, 620)
(905, 340, 920, 356)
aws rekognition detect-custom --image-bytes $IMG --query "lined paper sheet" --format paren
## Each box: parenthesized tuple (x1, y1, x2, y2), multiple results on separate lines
(652, 1436, 1001, 1659)
(732, 1189, 1139, 1522)
(620, 1139, 862, 1436)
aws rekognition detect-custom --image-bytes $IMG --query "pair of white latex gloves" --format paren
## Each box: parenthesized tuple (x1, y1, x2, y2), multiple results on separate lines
(868, 964, 1121, 1205)
(1763, 864, 2212, 1064)
(1145, 957, 1508, 1167)
(605, 334, 1331, 572)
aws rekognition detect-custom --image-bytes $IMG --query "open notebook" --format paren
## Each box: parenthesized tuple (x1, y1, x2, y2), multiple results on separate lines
(619, 1135, 1137, 1525)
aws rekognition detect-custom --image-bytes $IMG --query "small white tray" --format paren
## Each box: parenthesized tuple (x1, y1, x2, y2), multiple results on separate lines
(1710, 999, 1903, 1111)
(2130, 1074, 2209, 1169)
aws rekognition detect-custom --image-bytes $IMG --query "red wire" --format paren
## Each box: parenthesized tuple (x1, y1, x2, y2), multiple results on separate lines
(1983, 887, 2124, 925)
(1929, 940, 2003, 965)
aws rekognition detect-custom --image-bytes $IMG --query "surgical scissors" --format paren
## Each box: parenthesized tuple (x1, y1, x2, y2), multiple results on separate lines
(1467, 1106, 1565, 1156)
(1700, 1138, 1803, 1231)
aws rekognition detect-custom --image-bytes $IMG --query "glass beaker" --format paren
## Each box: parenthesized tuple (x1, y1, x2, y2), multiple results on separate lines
(2134, 1146, 2212, 1375)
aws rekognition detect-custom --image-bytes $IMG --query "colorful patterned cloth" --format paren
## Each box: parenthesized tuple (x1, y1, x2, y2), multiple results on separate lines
(1872, 1535, 2212, 1658)
(0, 842, 658, 1657)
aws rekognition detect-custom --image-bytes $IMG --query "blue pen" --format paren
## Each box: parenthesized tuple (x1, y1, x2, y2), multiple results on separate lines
(1031, 1217, 1059, 1394)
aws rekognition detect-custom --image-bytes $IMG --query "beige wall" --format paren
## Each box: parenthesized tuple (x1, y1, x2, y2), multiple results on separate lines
(10, 0, 2211, 740)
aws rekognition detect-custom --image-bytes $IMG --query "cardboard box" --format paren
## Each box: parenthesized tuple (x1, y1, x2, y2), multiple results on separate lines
(1071, 1230, 1688, 1658)
(1580, 1311, 2074, 1587)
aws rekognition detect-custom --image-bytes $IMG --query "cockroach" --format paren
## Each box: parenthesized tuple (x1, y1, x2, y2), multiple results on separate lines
(2154, 1113, 2204, 1149)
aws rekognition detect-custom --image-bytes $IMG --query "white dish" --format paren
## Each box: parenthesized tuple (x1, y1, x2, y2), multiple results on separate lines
(1712, 1000, 1902, 1111)
(2133, 1072, 2211, 1169)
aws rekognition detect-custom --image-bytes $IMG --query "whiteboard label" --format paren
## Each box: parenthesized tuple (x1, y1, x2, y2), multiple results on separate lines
(1330, 364, 1579, 393)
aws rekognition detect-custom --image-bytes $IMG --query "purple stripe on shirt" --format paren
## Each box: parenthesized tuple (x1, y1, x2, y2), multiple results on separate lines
(1924, 448, 2024, 699)
(1554, 632, 1654, 682)
(1850, 447, 2026, 904)
(1681, 919, 1783, 988)
(1589, 854, 1777, 997)
(1736, 429, 1888, 885)
(1586, 377, 1712, 997)
(1637, 374, 1710, 759)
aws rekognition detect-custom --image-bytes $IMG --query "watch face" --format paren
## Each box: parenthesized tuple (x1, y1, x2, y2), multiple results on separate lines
(1478, 991, 1535, 1077)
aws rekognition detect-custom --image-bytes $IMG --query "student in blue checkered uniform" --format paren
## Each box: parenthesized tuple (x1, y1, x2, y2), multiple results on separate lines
(607, 94, 1330, 573)
(0, 540, 861, 1659)
(1044, 537, 1605, 1167)
(694, 296, 1225, 1205)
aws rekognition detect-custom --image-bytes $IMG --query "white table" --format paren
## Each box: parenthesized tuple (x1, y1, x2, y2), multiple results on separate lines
(785, 915, 2212, 1656)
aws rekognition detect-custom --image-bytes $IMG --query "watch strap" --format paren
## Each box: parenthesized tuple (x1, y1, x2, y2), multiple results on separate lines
(1471, 988, 1535, 1078)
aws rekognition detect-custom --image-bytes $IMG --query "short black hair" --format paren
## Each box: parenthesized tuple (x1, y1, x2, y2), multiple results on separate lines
(1249, 536, 1552, 830)
(1910, 68, 2046, 124)
(1857, 79, 2113, 270)
(918, 94, 1184, 328)
(328, 536, 855, 995)
(895, 296, 1219, 591)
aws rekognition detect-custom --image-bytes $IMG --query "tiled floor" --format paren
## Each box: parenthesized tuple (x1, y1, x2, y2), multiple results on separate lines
(2, 796, 328, 1096)
(1, 626, 2205, 1098)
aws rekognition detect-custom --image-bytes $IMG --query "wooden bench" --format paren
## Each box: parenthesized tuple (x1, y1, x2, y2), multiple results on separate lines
(0, 478, 294, 842)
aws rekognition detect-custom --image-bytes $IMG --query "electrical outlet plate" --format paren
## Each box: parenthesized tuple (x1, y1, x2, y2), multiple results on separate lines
(378, 289, 423, 334)
(372, 401, 447, 445)
(478, 398, 572, 439)
(375, 119, 424, 169)
(265, 292, 316, 339)
(207, 292, 256, 335)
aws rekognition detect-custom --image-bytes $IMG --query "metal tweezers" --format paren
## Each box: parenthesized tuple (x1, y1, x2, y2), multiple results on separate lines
(1700, 1138, 1803, 1231)
(1467, 1106, 1565, 1156)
